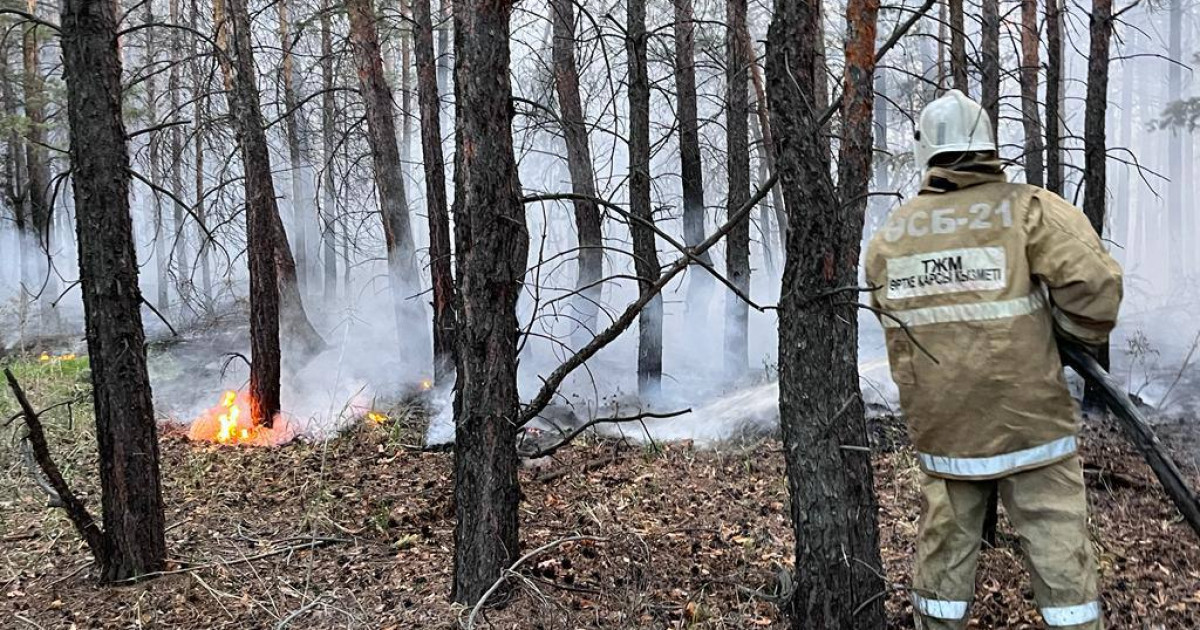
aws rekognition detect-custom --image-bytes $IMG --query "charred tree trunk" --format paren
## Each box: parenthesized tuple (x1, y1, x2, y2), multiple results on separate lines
(227, 0, 282, 426)
(346, 0, 431, 368)
(415, 0, 457, 383)
(1, 37, 32, 295)
(1082, 0, 1113, 410)
(60, 0, 167, 582)
(725, 0, 751, 378)
(1046, 0, 1064, 194)
(321, 0, 338, 306)
(980, 0, 1000, 139)
(1020, 0, 1045, 187)
(672, 0, 714, 324)
(551, 0, 603, 346)
(768, 0, 886, 625)
(450, 0, 527, 605)
(949, 0, 968, 93)
(628, 0, 663, 398)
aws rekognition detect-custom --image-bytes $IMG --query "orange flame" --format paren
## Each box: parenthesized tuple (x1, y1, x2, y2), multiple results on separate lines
(367, 411, 387, 424)
(420, 379, 433, 391)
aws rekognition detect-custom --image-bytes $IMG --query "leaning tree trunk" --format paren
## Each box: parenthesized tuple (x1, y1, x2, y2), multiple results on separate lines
(1020, 0, 1045, 187)
(672, 0, 715, 325)
(450, 0, 527, 605)
(628, 0, 663, 399)
(949, 0, 968, 93)
(346, 0, 431, 369)
(725, 0, 751, 379)
(1045, 0, 1064, 194)
(415, 0, 457, 384)
(1082, 0, 1113, 410)
(767, 0, 886, 625)
(551, 0, 604, 347)
(227, 0, 283, 426)
(980, 0, 1000, 139)
(60, 0, 167, 582)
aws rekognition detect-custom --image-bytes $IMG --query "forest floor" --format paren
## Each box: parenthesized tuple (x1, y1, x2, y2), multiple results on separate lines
(2, 356, 1200, 629)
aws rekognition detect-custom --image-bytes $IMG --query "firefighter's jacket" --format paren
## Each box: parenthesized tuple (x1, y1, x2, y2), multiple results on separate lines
(866, 163, 1123, 480)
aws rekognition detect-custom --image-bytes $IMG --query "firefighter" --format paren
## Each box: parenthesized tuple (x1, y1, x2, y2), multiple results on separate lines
(865, 90, 1123, 629)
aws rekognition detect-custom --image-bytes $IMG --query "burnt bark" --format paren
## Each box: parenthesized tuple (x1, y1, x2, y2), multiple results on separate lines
(949, 0, 968, 93)
(226, 0, 282, 426)
(1046, 0, 1064, 194)
(414, 0, 457, 383)
(60, 0, 167, 581)
(1020, 0, 1045, 187)
(450, 0, 527, 605)
(671, 0, 714, 322)
(1082, 0, 1113, 409)
(980, 0, 1000, 138)
(551, 0, 603, 345)
(346, 0, 431, 368)
(628, 0, 663, 398)
(767, 0, 886, 625)
(725, 0, 751, 378)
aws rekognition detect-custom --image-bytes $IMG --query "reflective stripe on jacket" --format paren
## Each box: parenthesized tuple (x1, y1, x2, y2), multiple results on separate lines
(865, 163, 1123, 480)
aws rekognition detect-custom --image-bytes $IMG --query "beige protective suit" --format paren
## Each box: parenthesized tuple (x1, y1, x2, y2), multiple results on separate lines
(866, 161, 1123, 629)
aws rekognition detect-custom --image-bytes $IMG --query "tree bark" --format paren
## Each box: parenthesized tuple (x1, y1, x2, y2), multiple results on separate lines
(1082, 0, 1113, 410)
(1020, 0, 1045, 187)
(279, 0, 314, 295)
(346, 0, 431, 368)
(551, 0, 603, 346)
(321, 0, 338, 306)
(725, 0, 751, 379)
(1046, 0, 1065, 194)
(145, 0, 171, 313)
(949, 0, 968, 93)
(169, 0, 191, 309)
(980, 0, 1000, 139)
(22, 0, 50, 254)
(415, 0, 457, 383)
(628, 0, 663, 399)
(450, 0, 526, 605)
(747, 40, 787, 254)
(191, 0, 213, 311)
(671, 0, 714, 323)
(767, 0, 886, 625)
(1, 35, 32, 294)
(60, 0, 167, 582)
(1167, 0, 1183, 282)
(226, 0, 283, 426)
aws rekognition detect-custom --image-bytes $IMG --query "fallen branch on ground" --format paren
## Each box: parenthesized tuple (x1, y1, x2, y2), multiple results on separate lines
(520, 408, 690, 459)
(465, 536, 607, 629)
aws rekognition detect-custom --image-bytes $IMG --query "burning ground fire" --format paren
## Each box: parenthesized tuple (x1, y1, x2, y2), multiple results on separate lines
(187, 390, 297, 447)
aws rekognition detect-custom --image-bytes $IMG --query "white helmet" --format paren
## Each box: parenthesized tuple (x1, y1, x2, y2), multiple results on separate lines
(914, 89, 996, 169)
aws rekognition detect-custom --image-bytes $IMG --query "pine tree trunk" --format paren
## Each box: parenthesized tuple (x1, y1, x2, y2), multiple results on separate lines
(1020, 0, 1045, 187)
(671, 0, 714, 324)
(169, 0, 191, 310)
(1167, 0, 1183, 283)
(145, 1, 171, 312)
(279, 0, 313, 295)
(768, 0, 886, 624)
(346, 0, 431, 369)
(551, 0, 604, 347)
(226, 0, 282, 426)
(628, 0, 663, 398)
(192, 0, 213, 311)
(415, 0, 457, 383)
(747, 44, 787, 252)
(980, 0, 1000, 138)
(949, 0, 968, 93)
(1046, 0, 1064, 194)
(724, 0, 750, 379)
(1, 38, 33, 294)
(60, 0, 167, 582)
(321, 0, 338, 306)
(22, 0, 50, 257)
(1083, 0, 1113, 409)
(449, 0, 526, 605)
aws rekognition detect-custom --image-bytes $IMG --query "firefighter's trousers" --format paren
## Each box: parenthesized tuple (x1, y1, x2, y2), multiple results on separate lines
(911, 456, 1102, 629)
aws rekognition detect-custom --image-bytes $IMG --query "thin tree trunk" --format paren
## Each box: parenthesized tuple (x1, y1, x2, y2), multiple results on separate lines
(144, 0, 171, 312)
(321, 0, 338, 306)
(1020, 0, 1045, 187)
(24, 0, 55, 328)
(1, 37, 32, 295)
(400, 0, 413, 166)
(628, 0, 662, 399)
(449, 0, 526, 605)
(980, 0, 1000, 138)
(949, 0, 967, 93)
(725, 0, 751, 379)
(61, 0, 166, 582)
(1167, 0, 1183, 283)
(226, 0, 283, 426)
(551, 0, 603, 346)
(747, 27, 787, 264)
(1115, 31, 1134, 252)
(346, 0, 431, 368)
(1082, 0, 1113, 409)
(767, 0, 886, 624)
(169, 0, 190, 309)
(279, 0, 312, 295)
(672, 0, 714, 324)
(1046, 0, 1064, 194)
(191, 0, 213, 311)
(415, 0, 457, 383)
